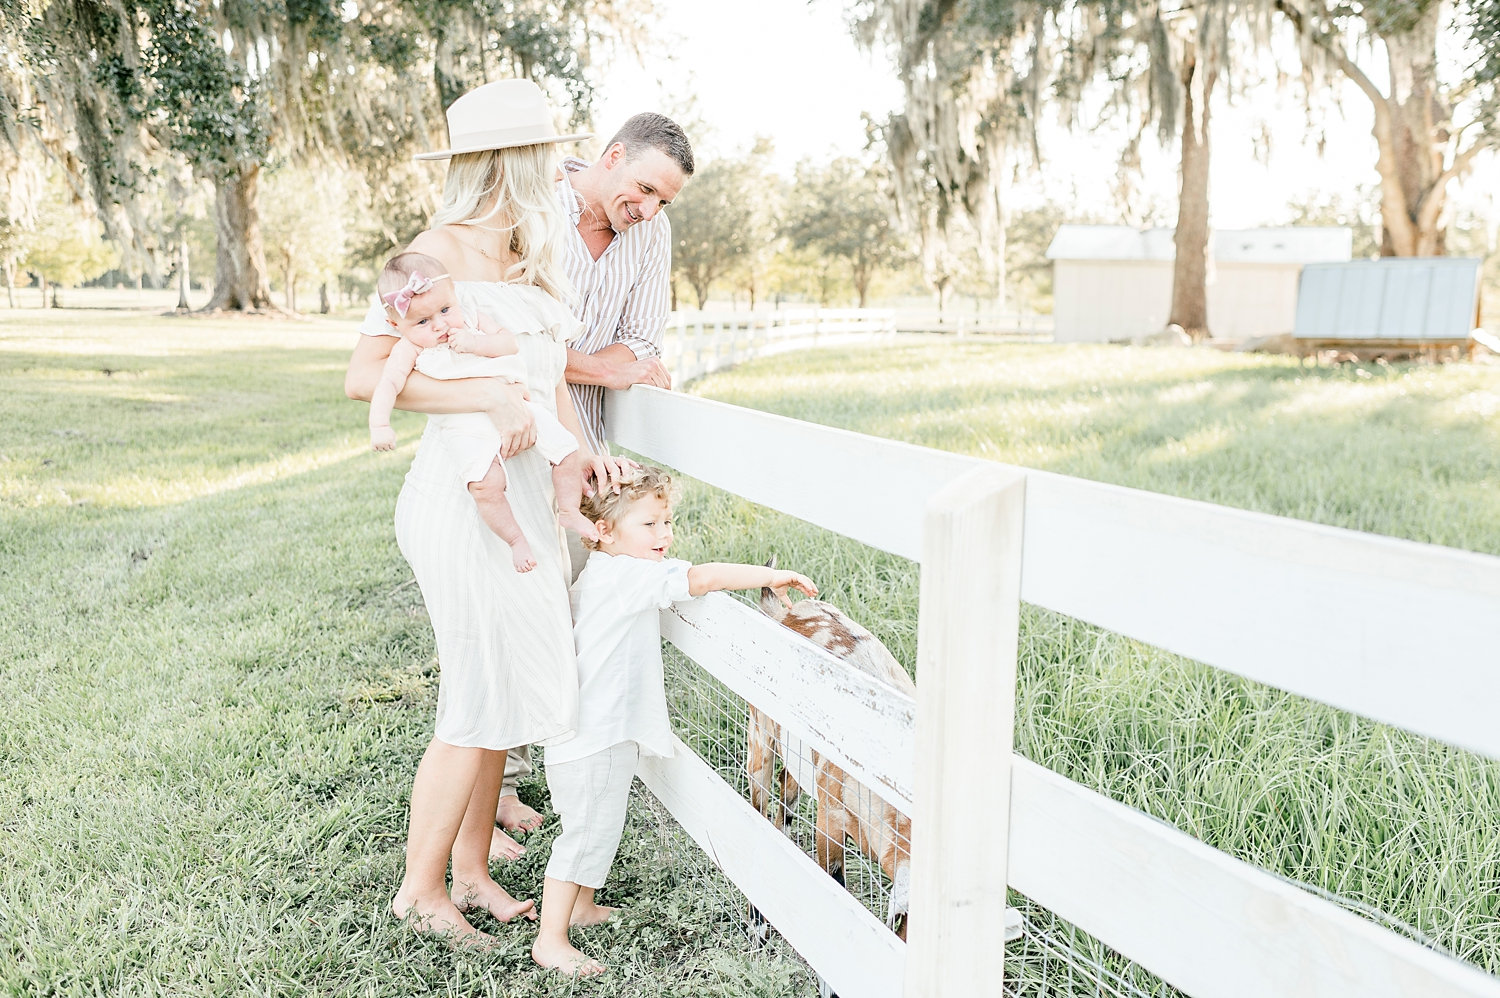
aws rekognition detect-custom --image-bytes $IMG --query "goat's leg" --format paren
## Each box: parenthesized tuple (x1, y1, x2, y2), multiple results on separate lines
(747, 709, 776, 823)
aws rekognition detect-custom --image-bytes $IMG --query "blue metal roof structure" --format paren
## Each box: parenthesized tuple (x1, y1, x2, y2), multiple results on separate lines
(1294, 258, 1482, 342)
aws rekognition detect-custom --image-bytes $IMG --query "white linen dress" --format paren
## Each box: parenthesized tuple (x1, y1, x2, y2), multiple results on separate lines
(359, 281, 582, 749)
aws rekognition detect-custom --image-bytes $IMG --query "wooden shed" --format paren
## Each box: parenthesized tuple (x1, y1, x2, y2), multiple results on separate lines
(1294, 258, 1482, 348)
(1045, 225, 1353, 343)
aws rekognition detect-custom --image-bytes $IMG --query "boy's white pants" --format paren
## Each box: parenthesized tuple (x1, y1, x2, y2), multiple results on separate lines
(544, 740, 640, 888)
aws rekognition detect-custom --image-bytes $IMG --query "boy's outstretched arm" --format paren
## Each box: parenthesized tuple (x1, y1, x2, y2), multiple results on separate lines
(687, 564, 818, 604)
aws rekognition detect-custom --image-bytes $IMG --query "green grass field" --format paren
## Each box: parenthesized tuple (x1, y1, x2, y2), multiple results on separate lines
(3, 310, 1497, 995)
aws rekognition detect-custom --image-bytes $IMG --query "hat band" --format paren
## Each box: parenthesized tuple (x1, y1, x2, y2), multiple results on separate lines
(447, 122, 559, 149)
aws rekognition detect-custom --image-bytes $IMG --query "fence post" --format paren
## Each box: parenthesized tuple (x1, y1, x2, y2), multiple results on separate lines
(905, 464, 1026, 998)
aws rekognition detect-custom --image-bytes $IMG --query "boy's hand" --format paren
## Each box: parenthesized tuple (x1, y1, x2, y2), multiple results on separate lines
(767, 571, 818, 608)
(371, 426, 396, 451)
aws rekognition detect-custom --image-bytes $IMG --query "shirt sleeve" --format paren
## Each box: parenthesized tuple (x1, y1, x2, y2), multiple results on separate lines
(615, 557, 694, 613)
(358, 300, 397, 337)
(614, 213, 672, 359)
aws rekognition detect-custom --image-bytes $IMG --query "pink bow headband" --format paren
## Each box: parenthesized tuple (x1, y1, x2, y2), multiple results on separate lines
(381, 271, 450, 317)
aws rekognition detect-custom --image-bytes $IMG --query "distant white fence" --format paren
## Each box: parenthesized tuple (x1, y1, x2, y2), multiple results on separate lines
(607, 385, 1500, 998)
(665, 308, 896, 382)
(890, 308, 1054, 337)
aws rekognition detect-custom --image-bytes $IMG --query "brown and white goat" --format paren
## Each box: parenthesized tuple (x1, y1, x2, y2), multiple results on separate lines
(748, 583, 914, 940)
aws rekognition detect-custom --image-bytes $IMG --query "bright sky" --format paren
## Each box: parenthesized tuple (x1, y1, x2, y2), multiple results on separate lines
(588, 2, 1495, 234)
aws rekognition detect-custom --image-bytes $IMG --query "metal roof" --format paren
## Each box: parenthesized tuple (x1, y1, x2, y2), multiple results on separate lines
(1294, 258, 1482, 341)
(1045, 225, 1353, 264)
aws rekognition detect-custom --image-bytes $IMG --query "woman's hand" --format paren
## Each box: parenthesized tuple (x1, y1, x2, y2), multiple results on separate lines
(485, 382, 537, 458)
(584, 453, 639, 496)
(766, 571, 818, 609)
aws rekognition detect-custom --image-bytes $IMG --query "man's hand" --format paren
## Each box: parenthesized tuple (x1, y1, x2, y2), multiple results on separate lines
(607, 356, 672, 392)
(485, 382, 537, 458)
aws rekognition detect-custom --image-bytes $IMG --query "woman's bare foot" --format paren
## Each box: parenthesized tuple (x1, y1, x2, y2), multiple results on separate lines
(489, 826, 526, 862)
(451, 876, 537, 922)
(532, 935, 606, 977)
(496, 794, 545, 832)
(570, 898, 619, 927)
(392, 889, 495, 949)
(557, 509, 600, 542)
(508, 538, 537, 573)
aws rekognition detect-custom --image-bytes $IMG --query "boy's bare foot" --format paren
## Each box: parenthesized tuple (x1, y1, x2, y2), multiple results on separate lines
(570, 899, 619, 927)
(532, 936, 606, 977)
(489, 826, 526, 862)
(497, 794, 545, 832)
(557, 509, 600, 542)
(451, 878, 537, 922)
(392, 890, 495, 949)
(509, 539, 537, 573)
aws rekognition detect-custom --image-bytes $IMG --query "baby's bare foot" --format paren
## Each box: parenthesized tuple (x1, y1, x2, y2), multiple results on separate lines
(392, 889, 495, 949)
(509, 539, 536, 573)
(532, 936, 606, 977)
(497, 795, 545, 832)
(557, 509, 599, 542)
(451, 878, 537, 922)
(489, 826, 526, 862)
(570, 900, 619, 927)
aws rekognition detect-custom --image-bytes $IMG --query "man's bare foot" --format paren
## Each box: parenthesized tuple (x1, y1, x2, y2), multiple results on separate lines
(508, 539, 537, 573)
(451, 877, 537, 922)
(557, 509, 600, 542)
(489, 826, 526, 862)
(392, 889, 495, 949)
(570, 899, 619, 927)
(532, 935, 606, 977)
(496, 794, 545, 832)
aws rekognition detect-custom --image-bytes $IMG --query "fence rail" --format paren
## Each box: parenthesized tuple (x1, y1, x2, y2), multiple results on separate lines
(606, 384, 1500, 997)
(665, 308, 896, 382)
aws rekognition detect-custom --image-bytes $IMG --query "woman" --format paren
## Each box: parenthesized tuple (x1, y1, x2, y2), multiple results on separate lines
(345, 79, 625, 947)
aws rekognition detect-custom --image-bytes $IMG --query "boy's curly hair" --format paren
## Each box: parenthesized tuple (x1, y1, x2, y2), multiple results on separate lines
(578, 465, 679, 551)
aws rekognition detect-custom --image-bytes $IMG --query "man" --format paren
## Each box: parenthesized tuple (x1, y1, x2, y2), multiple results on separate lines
(495, 112, 695, 847)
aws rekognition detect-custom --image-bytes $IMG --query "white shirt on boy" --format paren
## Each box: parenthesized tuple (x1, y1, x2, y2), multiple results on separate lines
(548, 550, 693, 766)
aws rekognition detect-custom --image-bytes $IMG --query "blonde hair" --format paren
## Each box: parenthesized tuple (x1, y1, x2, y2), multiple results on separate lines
(429, 144, 574, 306)
(579, 466, 679, 551)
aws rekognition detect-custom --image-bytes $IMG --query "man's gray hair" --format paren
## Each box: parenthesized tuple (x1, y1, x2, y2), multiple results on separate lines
(606, 113, 695, 176)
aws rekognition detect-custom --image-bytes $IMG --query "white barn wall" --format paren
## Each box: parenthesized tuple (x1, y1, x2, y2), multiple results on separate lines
(1207, 263, 1302, 339)
(1053, 260, 1171, 342)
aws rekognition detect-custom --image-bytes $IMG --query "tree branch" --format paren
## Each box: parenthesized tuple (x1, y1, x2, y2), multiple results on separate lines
(1273, 0, 1388, 115)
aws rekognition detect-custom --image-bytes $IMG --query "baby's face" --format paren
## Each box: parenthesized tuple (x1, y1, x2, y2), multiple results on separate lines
(597, 494, 674, 561)
(387, 283, 465, 348)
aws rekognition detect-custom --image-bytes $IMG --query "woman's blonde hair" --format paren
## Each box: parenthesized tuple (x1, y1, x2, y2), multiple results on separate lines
(429, 144, 574, 306)
(578, 466, 679, 551)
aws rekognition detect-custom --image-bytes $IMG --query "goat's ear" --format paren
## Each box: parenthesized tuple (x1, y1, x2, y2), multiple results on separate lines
(764, 555, 777, 570)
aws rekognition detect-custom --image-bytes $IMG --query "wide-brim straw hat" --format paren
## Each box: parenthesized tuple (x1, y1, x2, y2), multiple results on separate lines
(414, 79, 591, 161)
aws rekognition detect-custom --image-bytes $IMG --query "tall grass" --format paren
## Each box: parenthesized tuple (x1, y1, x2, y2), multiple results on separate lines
(681, 339, 1500, 975)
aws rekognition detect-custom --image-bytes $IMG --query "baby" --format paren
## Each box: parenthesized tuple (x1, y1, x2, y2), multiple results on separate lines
(531, 466, 818, 976)
(369, 251, 597, 571)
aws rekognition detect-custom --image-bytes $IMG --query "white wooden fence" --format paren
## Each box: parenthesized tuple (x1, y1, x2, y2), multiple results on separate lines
(605, 385, 1500, 998)
(665, 308, 896, 382)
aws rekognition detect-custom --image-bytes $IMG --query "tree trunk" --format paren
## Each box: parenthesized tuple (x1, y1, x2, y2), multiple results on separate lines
(3, 262, 13, 308)
(692, 278, 708, 309)
(670, 278, 679, 312)
(204, 165, 276, 312)
(1169, 42, 1214, 341)
(176, 239, 192, 311)
(319, 281, 331, 314)
(1373, 6, 1448, 256)
(39, 273, 50, 309)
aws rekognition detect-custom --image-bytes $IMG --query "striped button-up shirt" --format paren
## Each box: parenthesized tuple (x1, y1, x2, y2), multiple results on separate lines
(557, 157, 672, 454)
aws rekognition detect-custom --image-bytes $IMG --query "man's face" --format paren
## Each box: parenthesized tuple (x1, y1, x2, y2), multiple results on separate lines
(599, 145, 688, 234)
